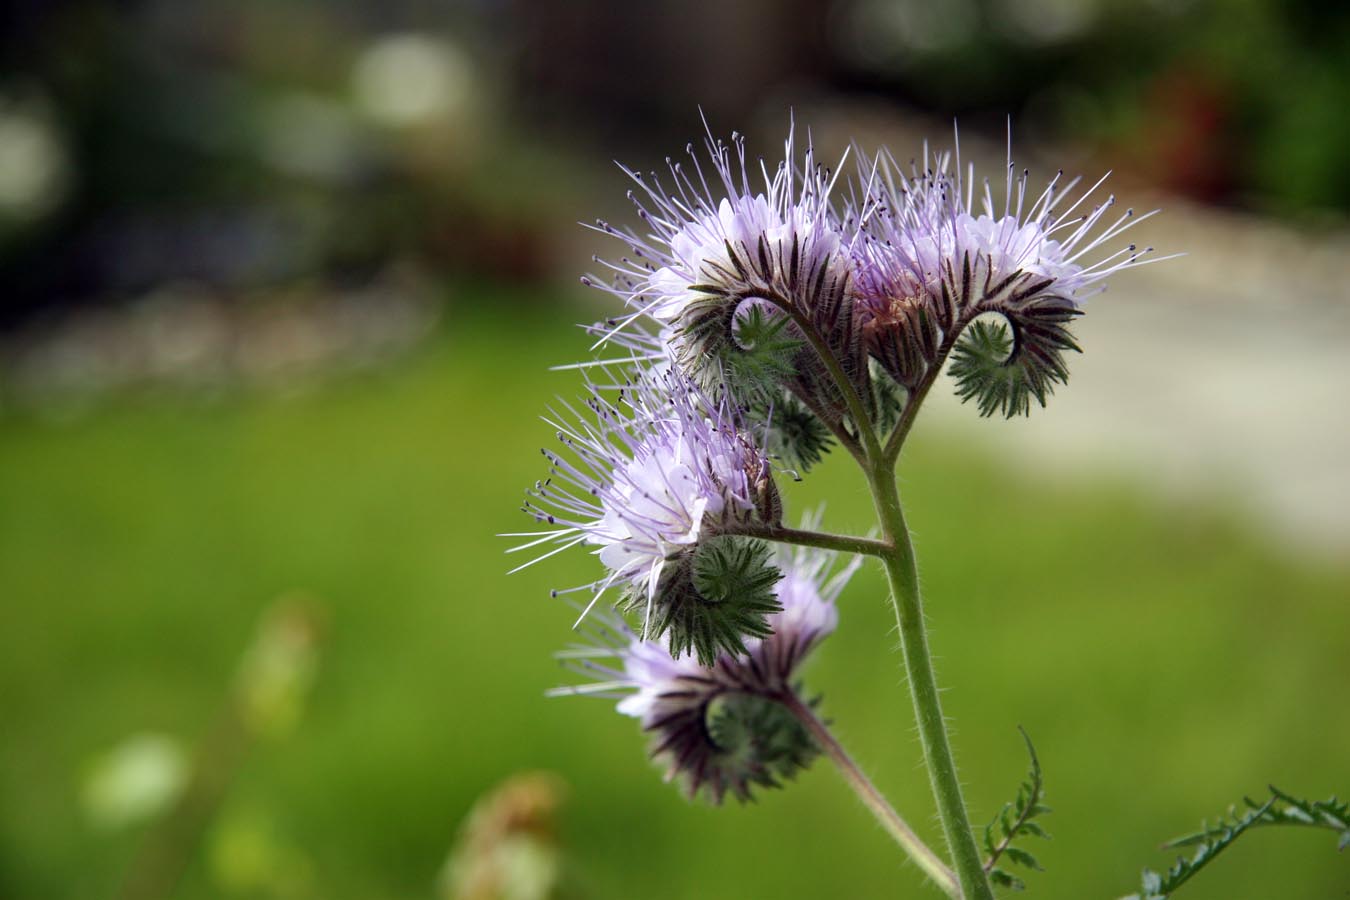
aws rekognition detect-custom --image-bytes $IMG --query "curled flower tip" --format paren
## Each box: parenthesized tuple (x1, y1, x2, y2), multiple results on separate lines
(511, 365, 782, 663)
(851, 124, 1171, 417)
(622, 534, 784, 666)
(548, 518, 861, 803)
(586, 120, 865, 420)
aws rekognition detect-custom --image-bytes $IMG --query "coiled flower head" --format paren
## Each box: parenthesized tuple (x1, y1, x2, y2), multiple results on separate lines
(585, 122, 862, 409)
(551, 532, 860, 803)
(852, 129, 1173, 413)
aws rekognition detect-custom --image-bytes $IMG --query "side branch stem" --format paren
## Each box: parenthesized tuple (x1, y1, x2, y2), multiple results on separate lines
(735, 524, 889, 558)
(753, 289, 882, 462)
(780, 692, 959, 898)
(760, 279, 987, 896)
(882, 322, 966, 463)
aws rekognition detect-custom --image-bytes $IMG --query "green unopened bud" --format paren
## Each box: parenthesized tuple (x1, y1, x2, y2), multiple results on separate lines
(679, 288, 803, 401)
(620, 535, 782, 666)
(701, 691, 821, 803)
(949, 298, 1081, 419)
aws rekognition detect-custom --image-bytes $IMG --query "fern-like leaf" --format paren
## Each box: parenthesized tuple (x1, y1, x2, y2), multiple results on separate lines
(983, 727, 1052, 891)
(1124, 786, 1349, 900)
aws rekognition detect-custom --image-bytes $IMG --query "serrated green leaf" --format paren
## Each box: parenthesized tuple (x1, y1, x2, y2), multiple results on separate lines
(1019, 821, 1050, 839)
(982, 727, 1051, 887)
(988, 868, 1025, 891)
(1142, 868, 1163, 894)
(1004, 847, 1042, 871)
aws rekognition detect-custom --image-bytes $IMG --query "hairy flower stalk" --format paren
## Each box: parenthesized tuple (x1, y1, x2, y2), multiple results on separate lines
(517, 118, 1168, 900)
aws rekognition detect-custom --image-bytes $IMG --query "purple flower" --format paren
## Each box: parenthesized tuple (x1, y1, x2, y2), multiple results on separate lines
(584, 122, 851, 358)
(853, 131, 1166, 311)
(849, 128, 1174, 406)
(509, 366, 772, 634)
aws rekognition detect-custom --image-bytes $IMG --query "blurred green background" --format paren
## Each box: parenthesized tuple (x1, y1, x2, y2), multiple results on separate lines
(1, 1, 1347, 898)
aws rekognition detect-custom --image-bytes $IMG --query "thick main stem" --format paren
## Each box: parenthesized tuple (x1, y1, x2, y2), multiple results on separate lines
(869, 462, 994, 900)
(781, 692, 959, 897)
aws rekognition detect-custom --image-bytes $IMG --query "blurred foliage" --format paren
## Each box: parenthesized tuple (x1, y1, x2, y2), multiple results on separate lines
(0, 0, 583, 326)
(82, 734, 190, 832)
(441, 772, 569, 900)
(2, 0, 1347, 333)
(105, 598, 323, 900)
(836, 0, 1350, 216)
(1, 289, 1346, 898)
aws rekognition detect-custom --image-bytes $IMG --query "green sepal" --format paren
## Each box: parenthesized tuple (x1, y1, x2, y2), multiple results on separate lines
(750, 392, 836, 473)
(949, 297, 1081, 418)
(867, 358, 908, 434)
(701, 691, 821, 803)
(679, 289, 804, 401)
(619, 535, 782, 667)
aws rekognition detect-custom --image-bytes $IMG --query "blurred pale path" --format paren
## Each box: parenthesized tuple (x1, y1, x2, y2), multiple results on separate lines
(923, 202, 1350, 558)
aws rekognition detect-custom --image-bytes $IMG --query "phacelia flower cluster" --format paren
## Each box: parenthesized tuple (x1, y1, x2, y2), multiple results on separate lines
(582, 121, 1167, 422)
(518, 116, 1165, 802)
(848, 138, 1168, 403)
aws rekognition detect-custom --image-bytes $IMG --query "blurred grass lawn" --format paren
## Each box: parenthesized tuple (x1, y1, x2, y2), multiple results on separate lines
(1, 285, 1347, 899)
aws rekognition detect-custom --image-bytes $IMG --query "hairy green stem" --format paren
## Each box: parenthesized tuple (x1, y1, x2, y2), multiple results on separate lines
(753, 288, 882, 462)
(781, 692, 959, 897)
(756, 282, 989, 895)
(791, 386, 867, 466)
(785, 304, 882, 461)
(735, 524, 889, 558)
(869, 461, 994, 900)
(882, 323, 965, 464)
